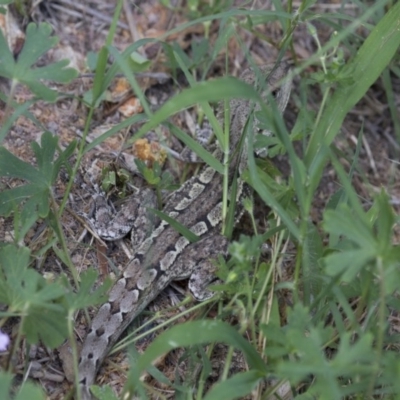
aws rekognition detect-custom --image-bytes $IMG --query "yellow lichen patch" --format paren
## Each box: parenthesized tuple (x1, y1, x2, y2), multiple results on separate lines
(132, 138, 167, 166)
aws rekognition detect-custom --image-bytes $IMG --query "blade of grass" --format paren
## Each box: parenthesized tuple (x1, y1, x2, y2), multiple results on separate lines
(168, 123, 222, 173)
(305, 2, 400, 197)
(172, 47, 224, 144)
(149, 208, 200, 243)
(91, 0, 123, 104)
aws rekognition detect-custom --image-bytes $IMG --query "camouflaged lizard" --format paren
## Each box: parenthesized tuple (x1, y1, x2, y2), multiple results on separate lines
(78, 62, 292, 399)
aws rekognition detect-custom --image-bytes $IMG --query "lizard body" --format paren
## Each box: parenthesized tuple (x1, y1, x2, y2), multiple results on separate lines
(78, 62, 292, 399)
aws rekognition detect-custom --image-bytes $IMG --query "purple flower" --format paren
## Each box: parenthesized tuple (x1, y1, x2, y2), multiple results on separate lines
(0, 330, 10, 351)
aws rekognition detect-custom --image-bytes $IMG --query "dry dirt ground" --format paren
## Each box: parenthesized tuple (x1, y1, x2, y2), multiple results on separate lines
(0, 1, 399, 399)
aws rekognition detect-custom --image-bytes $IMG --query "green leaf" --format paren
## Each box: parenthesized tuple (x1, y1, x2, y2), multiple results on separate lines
(16, 382, 46, 400)
(381, 247, 400, 294)
(0, 244, 31, 304)
(17, 23, 57, 68)
(323, 204, 376, 249)
(129, 51, 151, 72)
(0, 147, 46, 184)
(0, 22, 77, 101)
(0, 183, 42, 217)
(203, 370, 263, 400)
(29, 59, 76, 82)
(86, 51, 98, 71)
(63, 268, 112, 311)
(0, 99, 36, 144)
(374, 191, 395, 255)
(0, 244, 68, 348)
(53, 139, 77, 178)
(22, 302, 68, 348)
(31, 131, 58, 182)
(302, 220, 325, 303)
(273, 305, 376, 399)
(0, 133, 74, 221)
(331, 332, 374, 370)
(0, 372, 45, 400)
(92, 46, 111, 106)
(19, 199, 42, 241)
(324, 248, 375, 282)
(191, 38, 209, 66)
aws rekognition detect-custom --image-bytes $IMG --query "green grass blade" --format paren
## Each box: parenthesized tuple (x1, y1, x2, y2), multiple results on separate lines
(172, 47, 224, 145)
(83, 113, 147, 153)
(149, 208, 200, 243)
(129, 320, 266, 382)
(306, 2, 400, 192)
(91, 0, 123, 104)
(168, 124, 223, 174)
